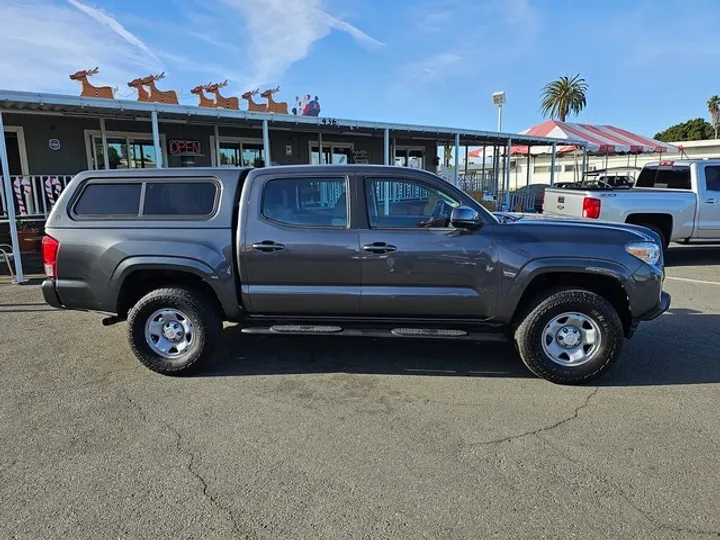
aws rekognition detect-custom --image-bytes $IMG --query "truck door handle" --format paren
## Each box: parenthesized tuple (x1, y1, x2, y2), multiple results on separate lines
(252, 241, 285, 252)
(704, 198, 718, 204)
(363, 242, 397, 254)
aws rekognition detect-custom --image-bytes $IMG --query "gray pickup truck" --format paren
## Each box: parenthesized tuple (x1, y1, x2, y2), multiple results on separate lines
(41, 165, 669, 384)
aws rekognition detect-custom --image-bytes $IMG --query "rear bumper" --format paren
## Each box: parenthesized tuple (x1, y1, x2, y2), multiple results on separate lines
(42, 279, 64, 309)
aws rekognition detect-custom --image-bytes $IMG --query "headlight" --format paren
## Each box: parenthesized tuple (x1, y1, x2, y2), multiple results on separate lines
(626, 241, 661, 267)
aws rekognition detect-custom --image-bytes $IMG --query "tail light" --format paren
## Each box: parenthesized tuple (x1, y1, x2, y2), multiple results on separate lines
(42, 235, 59, 278)
(582, 197, 601, 219)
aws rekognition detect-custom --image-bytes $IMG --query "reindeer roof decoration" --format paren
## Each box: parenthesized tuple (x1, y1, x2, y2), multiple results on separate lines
(260, 86, 288, 114)
(69, 67, 114, 99)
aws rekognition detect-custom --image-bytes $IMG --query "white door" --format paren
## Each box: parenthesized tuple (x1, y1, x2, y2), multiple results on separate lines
(698, 164, 720, 238)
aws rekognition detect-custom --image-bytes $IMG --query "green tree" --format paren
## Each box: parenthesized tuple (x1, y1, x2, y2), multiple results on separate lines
(654, 118, 714, 142)
(708, 95, 720, 139)
(540, 74, 588, 122)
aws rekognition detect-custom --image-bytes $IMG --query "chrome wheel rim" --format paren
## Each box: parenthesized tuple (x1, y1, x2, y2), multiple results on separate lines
(145, 308, 195, 360)
(541, 312, 602, 367)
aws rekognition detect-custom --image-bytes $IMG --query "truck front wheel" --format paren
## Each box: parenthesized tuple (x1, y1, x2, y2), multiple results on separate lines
(514, 289, 624, 384)
(127, 287, 222, 375)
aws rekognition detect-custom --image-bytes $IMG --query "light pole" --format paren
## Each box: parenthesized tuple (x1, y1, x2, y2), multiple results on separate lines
(493, 91, 505, 132)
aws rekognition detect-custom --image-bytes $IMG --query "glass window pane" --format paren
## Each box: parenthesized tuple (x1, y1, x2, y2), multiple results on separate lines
(263, 177, 347, 227)
(311, 145, 331, 165)
(94, 138, 128, 170)
(705, 166, 720, 192)
(242, 143, 264, 167)
(408, 149, 424, 169)
(130, 141, 157, 169)
(219, 144, 240, 167)
(365, 178, 459, 229)
(143, 182, 217, 216)
(74, 183, 141, 216)
(331, 147, 351, 165)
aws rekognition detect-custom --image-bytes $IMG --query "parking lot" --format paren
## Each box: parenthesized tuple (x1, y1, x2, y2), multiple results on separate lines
(1, 244, 719, 539)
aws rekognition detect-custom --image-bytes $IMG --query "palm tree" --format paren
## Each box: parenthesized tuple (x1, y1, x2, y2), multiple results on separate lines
(540, 74, 588, 122)
(708, 95, 720, 139)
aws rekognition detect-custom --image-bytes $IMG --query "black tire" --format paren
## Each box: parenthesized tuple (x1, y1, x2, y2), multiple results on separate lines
(514, 289, 624, 385)
(642, 224, 669, 251)
(127, 286, 222, 375)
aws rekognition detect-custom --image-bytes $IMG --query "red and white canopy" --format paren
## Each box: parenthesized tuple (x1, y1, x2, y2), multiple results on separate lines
(468, 120, 677, 158)
(520, 120, 676, 155)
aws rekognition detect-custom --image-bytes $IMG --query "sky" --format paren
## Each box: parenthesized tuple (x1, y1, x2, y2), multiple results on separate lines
(1, 0, 718, 138)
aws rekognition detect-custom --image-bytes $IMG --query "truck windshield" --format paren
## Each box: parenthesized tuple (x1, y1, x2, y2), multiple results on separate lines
(636, 166, 691, 190)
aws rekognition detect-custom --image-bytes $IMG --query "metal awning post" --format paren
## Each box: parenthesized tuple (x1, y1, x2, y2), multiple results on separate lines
(151, 111, 163, 168)
(262, 120, 270, 165)
(453, 133, 460, 186)
(526, 145, 531, 188)
(214, 125, 221, 166)
(582, 145, 588, 175)
(99, 117, 109, 169)
(504, 139, 512, 210)
(464, 145, 469, 175)
(318, 131, 323, 164)
(550, 142, 557, 186)
(480, 145, 486, 191)
(383, 128, 390, 165)
(0, 111, 24, 283)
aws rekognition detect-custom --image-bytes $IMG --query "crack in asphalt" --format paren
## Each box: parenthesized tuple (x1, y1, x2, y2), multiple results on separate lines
(537, 435, 720, 538)
(465, 387, 600, 447)
(125, 394, 257, 539)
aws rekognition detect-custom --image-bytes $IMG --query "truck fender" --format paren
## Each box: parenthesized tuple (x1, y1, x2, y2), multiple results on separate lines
(501, 257, 636, 321)
(108, 256, 240, 320)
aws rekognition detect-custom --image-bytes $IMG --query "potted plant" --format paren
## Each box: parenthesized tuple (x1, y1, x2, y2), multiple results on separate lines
(16, 219, 42, 252)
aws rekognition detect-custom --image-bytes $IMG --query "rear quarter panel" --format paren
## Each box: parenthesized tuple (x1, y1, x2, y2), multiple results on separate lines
(45, 170, 241, 318)
(545, 187, 697, 240)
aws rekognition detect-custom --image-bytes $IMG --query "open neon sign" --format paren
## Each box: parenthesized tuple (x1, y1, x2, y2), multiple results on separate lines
(168, 139, 201, 155)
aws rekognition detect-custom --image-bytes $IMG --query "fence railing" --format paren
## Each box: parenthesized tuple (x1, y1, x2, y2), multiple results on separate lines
(1, 176, 73, 219)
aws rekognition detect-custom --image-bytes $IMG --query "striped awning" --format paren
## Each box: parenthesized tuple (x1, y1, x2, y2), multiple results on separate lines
(513, 120, 677, 156)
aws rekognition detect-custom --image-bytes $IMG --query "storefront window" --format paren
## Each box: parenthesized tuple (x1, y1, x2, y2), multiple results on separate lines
(311, 144, 353, 165)
(395, 148, 425, 169)
(91, 134, 160, 170)
(216, 140, 263, 167)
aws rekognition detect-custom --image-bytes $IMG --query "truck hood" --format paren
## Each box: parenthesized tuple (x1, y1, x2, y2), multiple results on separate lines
(494, 212, 659, 243)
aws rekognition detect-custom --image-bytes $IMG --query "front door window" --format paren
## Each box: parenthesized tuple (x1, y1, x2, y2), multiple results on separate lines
(365, 177, 460, 228)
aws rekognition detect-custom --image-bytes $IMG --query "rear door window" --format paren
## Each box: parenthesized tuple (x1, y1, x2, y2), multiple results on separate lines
(74, 183, 141, 216)
(636, 166, 691, 189)
(705, 166, 720, 192)
(143, 182, 217, 216)
(263, 177, 348, 227)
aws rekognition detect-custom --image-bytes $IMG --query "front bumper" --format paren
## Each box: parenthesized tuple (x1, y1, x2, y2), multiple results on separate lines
(627, 291, 670, 338)
(639, 291, 671, 321)
(42, 279, 64, 309)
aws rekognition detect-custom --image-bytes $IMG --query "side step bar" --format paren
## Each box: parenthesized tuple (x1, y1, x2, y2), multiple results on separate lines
(241, 325, 507, 342)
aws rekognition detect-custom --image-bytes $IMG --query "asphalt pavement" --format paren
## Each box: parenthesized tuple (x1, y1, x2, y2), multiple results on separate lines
(1, 244, 719, 539)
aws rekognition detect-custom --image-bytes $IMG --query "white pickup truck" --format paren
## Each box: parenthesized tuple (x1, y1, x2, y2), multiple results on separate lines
(543, 160, 720, 249)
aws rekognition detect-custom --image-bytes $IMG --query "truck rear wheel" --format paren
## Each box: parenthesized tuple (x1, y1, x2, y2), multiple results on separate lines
(514, 289, 624, 385)
(127, 286, 222, 375)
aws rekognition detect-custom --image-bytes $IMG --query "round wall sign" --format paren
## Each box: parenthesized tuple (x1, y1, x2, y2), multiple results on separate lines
(48, 138, 61, 151)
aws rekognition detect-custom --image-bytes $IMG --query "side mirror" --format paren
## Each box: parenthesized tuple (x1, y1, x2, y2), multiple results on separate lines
(450, 206, 482, 230)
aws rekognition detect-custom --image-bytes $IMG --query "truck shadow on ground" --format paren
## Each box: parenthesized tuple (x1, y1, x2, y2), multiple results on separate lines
(665, 245, 720, 267)
(199, 309, 720, 386)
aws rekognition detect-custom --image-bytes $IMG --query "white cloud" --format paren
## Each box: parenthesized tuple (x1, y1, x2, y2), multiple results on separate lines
(66, 0, 161, 66)
(400, 52, 464, 85)
(216, 0, 384, 87)
(0, 0, 160, 94)
(0, 0, 382, 99)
